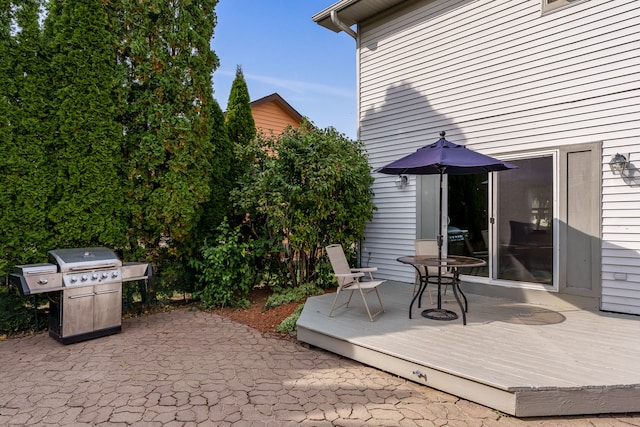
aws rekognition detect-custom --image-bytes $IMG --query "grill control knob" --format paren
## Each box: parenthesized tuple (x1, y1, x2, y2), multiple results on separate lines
(70, 276, 78, 283)
(81, 275, 88, 281)
(101, 272, 109, 279)
(92, 273, 99, 280)
(111, 271, 119, 278)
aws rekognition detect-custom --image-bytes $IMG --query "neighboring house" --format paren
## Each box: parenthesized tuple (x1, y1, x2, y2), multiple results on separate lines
(251, 93, 304, 137)
(314, 0, 640, 314)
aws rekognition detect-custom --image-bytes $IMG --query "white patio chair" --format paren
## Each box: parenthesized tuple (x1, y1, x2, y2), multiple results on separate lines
(326, 244, 385, 321)
(414, 239, 456, 304)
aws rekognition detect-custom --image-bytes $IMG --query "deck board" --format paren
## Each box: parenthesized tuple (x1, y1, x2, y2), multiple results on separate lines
(296, 281, 640, 417)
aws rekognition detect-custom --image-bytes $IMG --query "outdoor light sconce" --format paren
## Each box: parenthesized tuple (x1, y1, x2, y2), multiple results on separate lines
(609, 153, 630, 176)
(395, 175, 409, 189)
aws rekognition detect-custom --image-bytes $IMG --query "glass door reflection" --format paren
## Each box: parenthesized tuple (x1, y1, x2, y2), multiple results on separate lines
(496, 156, 554, 285)
(448, 174, 489, 277)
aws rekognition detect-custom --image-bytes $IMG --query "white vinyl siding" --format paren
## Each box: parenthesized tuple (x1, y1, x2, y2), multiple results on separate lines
(601, 141, 640, 314)
(358, 0, 640, 311)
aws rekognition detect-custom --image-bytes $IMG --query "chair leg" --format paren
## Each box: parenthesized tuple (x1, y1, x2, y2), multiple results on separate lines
(358, 287, 384, 322)
(328, 289, 341, 318)
(329, 288, 355, 318)
(373, 288, 384, 315)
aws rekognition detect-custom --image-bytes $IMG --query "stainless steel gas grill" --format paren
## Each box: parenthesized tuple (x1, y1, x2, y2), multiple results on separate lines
(10, 247, 150, 344)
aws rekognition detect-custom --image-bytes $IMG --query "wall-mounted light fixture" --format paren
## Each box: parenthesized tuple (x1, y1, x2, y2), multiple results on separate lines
(395, 175, 409, 189)
(609, 153, 630, 176)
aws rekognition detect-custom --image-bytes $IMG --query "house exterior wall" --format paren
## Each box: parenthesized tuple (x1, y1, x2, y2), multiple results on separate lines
(252, 101, 302, 137)
(357, 0, 640, 313)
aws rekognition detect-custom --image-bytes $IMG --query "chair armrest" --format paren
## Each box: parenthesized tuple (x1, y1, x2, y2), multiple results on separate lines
(335, 272, 365, 278)
(351, 267, 377, 273)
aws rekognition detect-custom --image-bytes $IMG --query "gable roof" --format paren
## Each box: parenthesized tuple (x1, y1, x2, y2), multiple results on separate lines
(312, 0, 406, 33)
(250, 93, 303, 123)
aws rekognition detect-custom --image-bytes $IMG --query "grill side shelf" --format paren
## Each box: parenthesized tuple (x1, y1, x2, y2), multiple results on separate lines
(121, 262, 151, 282)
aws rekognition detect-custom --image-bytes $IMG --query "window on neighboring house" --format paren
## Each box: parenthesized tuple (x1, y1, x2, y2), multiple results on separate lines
(543, 0, 577, 13)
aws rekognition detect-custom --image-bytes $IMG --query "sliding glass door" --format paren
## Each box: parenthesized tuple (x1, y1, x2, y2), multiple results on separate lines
(495, 156, 554, 285)
(447, 154, 556, 286)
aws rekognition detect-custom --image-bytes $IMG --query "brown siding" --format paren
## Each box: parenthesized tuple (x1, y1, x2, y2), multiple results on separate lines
(252, 102, 302, 137)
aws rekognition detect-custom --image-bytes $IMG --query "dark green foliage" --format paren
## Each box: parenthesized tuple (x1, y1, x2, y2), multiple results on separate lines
(1, 1, 224, 299)
(45, 0, 126, 249)
(264, 283, 324, 310)
(225, 65, 256, 146)
(0, 2, 14, 275)
(233, 123, 376, 288)
(121, 0, 219, 271)
(193, 98, 234, 243)
(276, 304, 304, 334)
(0, 0, 53, 272)
(2, 0, 375, 323)
(225, 65, 255, 201)
(190, 219, 254, 308)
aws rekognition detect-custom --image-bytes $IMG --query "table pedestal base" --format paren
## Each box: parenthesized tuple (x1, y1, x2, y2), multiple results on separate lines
(421, 308, 458, 321)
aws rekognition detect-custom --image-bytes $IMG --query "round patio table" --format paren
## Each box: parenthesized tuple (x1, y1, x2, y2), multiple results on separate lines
(397, 255, 487, 325)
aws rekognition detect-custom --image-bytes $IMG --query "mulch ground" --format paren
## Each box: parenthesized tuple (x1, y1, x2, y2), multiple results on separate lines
(2, 287, 305, 341)
(209, 287, 302, 337)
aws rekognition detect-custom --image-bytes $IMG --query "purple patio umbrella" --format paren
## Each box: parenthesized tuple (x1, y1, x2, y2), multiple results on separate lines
(375, 131, 517, 320)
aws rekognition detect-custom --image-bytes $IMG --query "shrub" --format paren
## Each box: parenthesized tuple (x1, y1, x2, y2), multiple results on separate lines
(277, 304, 304, 334)
(264, 283, 324, 310)
(190, 220, 254, 308)
(233, 123, 375, 288)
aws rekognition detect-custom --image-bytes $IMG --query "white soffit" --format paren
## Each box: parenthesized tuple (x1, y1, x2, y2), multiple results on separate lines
(312, 0, 407, 33)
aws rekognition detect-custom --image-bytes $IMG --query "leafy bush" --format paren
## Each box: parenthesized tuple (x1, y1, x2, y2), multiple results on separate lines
(264, 283, 324, 310)
(190, 220, 255, 308)
(233, 123, 376, 288)
(277, 304, 304, 334)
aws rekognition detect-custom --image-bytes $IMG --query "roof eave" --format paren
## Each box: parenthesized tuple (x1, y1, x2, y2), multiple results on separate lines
(312, 0, 407, 33)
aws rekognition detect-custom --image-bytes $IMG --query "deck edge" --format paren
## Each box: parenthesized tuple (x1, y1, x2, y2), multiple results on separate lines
(297, 324, 518, 416)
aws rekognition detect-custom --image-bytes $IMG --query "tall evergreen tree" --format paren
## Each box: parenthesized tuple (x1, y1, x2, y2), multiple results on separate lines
(0, 0, 52, 271)
(194, 97, 233, 242)
(224, 64, 256, 222)
(121, 0, 219, 265)
(0, 0, 15, 273)
(225, 65, 256, 146)
(44, 0, 126, 249)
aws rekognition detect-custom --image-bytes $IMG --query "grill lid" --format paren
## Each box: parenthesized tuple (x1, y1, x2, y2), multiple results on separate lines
(48, 247, 122, 272)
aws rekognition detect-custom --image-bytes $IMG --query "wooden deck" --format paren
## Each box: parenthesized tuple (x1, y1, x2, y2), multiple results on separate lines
(296, 281, 640, 417)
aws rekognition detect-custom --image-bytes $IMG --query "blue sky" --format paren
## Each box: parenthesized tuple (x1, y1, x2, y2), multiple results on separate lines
(211, 1, 357, 140)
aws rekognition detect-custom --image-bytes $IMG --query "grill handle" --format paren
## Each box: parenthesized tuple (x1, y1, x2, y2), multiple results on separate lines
(95, 289, 119, 296)
(68, 292, 95, 299)
(69, 263, 118, 271)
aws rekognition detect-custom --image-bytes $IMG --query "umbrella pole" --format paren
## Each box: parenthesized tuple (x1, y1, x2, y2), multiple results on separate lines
(437, 170, 443, 309)
(422, 168, 461, 322)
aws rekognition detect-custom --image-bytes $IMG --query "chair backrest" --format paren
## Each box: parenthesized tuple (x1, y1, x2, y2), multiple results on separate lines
(464, 235, 475, 256)
(326, 244, 355, 287)
(415, 239, 437, 256)
(414, 239, 447, 275)
(481, 230, 489, 249)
